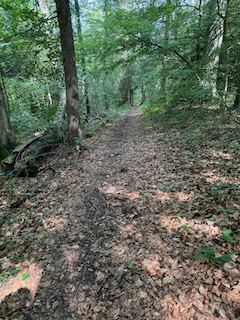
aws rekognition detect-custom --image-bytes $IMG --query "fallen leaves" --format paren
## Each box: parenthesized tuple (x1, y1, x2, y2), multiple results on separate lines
(0, 262, 42, 306)
(0, 107, 240, 319)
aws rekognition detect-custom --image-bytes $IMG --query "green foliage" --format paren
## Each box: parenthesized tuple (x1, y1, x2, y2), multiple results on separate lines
(0, 266, 19, 283)
(221, 230, 234, 244)
(0, 147, 10, 162)
(173, 214, 181, 218)
(73, 137, 87, 151)
(127, 261, 136, 269)
(21, 273, 30, 280)
(181, 223, 192, 230)
(193, 246, 234, 267)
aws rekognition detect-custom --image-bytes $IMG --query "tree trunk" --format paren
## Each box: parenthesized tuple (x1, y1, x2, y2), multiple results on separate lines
(103, 74, 109, 109)
(0, 82, 15, 148)
(38, 0, 51, 18)
(127, 67, 131, 107)
(54, 0, 82, 145)
(95, 77, 99, 108)
(54, 87, 66, 132)
(217, 0, 230, 101)
(161, 0, 170, 97)
(233, 65, 240, 109)
(204, 0, 227, 96)
(141, 81, 145, 104)
(103, 0, 109, 109)
(74, 0, 90, 115)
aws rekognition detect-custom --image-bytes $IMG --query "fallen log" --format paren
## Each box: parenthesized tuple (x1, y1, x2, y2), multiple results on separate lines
(1, 128, 65, 176)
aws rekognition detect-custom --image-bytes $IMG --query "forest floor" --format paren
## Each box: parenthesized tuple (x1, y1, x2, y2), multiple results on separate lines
(0, 106, 240, 319)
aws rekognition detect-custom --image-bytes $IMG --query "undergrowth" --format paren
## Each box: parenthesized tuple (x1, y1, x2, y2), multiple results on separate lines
(141, 102, 240, 270)
(143, 103, 240, 152)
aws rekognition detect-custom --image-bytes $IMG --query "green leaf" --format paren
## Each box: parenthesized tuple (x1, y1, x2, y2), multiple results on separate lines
(181, 223, 191, 229)
(173, 214, 181, 218)
(220, 254, 233, 262)
(205, 217, 214, 221)
(219, 177, 226, 181)
(222, 229, 232, 235)
(22, 273, 30, 280)
(192, 252, 204, 259)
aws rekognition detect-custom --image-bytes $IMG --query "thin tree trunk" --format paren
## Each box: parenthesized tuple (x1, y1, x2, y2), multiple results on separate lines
(74, 0, 90, 115)
(95, 78, 99, 108)
(233, 62, 240, 109)
(38, 0, 51, 18)
(54, 0, 82, 145)
(217, 0, 230, 101)
(141, 80, 145, 104)
(103, 75, 108, 109)
(162, 0, 170, 97)
(233, 80, 240, 109)
(127, 66, 131, 107)
(103, 0, 109, 109)
(0, 82, 15, 148)
(204, 0, 226, 96)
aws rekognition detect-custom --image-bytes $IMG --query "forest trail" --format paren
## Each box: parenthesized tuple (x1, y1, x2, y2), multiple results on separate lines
(0, 106, 240, 319)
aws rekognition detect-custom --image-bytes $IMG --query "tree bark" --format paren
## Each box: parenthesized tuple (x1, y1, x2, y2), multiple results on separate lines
(127, 66, 131, 107)
(141, 80, 145, 104)
(204, 0, 227, 96)
(74, 0, 90, 115)
(38, 0, 51, 18)
(54, 0, 82, 145)
(233, 64, 240, 109)
(0, 82, 15, 148)
(216, 0, 230, 101)
(161, 0, 170, 97)
(103, 0, 109, 109)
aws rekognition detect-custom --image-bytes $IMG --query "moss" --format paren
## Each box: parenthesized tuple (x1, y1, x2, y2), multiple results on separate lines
(25, 150, 34, 159)
(0, 147, 10, 162)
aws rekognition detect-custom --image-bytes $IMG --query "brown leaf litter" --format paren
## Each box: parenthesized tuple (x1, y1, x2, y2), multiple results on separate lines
(0, 106, 239, 319)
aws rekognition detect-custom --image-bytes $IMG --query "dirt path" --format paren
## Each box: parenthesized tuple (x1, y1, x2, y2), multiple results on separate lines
(0, 107, 239, 319)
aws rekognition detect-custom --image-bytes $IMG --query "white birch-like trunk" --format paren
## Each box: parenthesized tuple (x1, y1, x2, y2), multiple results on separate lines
(203, 0, 226, 96)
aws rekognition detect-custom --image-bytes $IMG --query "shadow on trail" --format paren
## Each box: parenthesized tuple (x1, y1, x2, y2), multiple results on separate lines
(1, 106, 240, 319)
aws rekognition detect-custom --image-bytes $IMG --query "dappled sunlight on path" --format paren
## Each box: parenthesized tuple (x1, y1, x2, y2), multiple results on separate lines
(0, 262, 42, 306)
(1, 106, 240, 319)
